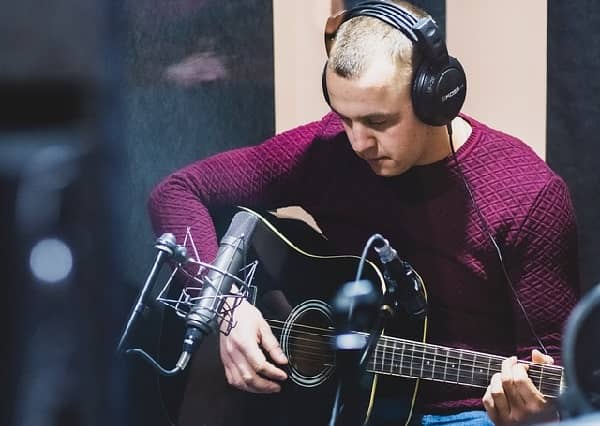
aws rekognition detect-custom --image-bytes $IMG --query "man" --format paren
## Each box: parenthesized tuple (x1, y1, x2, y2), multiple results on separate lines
(148, 1, 579, 424)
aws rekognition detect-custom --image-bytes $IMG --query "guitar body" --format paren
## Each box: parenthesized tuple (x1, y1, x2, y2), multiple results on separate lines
(160, 209, 427, 426)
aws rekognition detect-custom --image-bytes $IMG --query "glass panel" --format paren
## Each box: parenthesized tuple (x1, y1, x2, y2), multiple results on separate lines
(121, 1, 274, 424)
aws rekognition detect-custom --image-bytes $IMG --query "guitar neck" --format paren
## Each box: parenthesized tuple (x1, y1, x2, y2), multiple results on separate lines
(367, 336, 564, 398)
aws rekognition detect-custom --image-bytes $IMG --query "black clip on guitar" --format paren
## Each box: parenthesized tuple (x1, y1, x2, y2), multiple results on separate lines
(329, 279, 381, 426)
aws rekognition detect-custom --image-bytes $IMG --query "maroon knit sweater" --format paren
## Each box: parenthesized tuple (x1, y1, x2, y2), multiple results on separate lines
(148, 112, 579, 412)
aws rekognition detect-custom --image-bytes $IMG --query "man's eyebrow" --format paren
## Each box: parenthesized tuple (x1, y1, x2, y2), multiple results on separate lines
(334, 111, 396, 121)
(363, 113, 393, 119)
(360, 113, 400, 124)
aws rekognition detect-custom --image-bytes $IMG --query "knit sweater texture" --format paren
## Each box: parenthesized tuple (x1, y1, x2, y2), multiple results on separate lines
(148, 112, 579, 412)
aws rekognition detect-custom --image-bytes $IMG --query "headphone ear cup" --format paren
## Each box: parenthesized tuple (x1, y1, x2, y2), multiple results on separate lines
(412, 56, 467, 126)
(322, 62, 331, 107)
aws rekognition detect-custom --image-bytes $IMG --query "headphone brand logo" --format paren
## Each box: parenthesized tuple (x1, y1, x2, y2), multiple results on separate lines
(441, 84, 465, 103)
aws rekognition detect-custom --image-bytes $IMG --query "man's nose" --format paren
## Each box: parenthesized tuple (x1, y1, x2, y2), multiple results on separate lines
(349, 123, 375, 154)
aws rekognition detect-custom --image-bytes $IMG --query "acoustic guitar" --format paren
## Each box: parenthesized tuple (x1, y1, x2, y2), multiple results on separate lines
(158, 208, 564, 426)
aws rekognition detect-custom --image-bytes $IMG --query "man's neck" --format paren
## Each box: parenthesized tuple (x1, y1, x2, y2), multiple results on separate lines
(449, 116, 472, 152)
(419, 117, 473, 165)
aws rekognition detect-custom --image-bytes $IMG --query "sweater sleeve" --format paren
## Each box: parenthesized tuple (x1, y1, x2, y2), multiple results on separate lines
(511, 175, 580, 364)
(147, 118, 327, 265)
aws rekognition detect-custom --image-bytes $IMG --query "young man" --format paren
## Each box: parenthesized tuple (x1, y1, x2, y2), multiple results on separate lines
(148, 1, 579, 424)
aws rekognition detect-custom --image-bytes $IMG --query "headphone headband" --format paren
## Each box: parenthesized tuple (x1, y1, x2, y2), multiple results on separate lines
(322, 0, 466, 126)
(325, 1, 447, 65)
(345, 2, 419, 42)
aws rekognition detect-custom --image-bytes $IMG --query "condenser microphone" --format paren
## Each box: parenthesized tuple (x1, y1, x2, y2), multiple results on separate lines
(182, 210, 260, 353)
(374, 238, 427, 319)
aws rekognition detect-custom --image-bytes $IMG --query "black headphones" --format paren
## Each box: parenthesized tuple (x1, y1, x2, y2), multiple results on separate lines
(322, 0, 467, 126)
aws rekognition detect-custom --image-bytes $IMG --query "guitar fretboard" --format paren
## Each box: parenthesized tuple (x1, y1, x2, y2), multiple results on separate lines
(366, 336, 564, 398)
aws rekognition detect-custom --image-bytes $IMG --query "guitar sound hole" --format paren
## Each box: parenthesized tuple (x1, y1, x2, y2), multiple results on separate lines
(288, 310, 333, 377)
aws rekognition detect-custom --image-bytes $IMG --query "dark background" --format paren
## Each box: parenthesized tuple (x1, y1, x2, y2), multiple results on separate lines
(1, 0, 275, 425)
(118, 0, 275, 424)
(547, 1, 600, 295)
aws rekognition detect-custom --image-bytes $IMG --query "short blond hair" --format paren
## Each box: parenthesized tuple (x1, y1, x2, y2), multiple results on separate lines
(327, 1, 429, 85)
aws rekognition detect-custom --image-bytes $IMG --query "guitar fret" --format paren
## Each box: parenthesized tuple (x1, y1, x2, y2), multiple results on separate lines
(472, 354, 491, 387)
(490, 358, 502, 380)
(399, 340, 405, 376)
(370, 336, 379, 370)
(457, 351, 463, 383)
(390, 339, 397, 374)
(529, 363, 562, 396)
(443, 347, 449, 382)
(432, 347, 447, 381)
(431, 346, 438, 379)
(471, 353, 476, 384)
(445, 349, 460, 383)
(364, 337, 564, 398)
(381, 337, 387, 373)
(460, 351, 475, 385)
(409, 342, 415, 377)
(420, 344, 429, 377)
(421, 345, 436, 379)
(419, 343, 425, 378)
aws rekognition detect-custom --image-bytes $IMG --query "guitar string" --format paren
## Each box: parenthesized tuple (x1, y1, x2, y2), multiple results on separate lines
(280, 351, 562, 396)
(279, 346, 563, 390)
(270, 328, 564, 384)
(268, 329, 565, 382)
(273, 346, 563, 393)
(364, 350, 563, 389)
(266, 320, 565, 376)
(265, 323, 564, 385)
(274, 337, 564, 387)
(280, 350, 561, 397)
(265, 319, 565, 374)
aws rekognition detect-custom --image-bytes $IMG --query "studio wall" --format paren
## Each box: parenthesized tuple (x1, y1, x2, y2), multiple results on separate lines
(547, 2, 600, 293)
(120, 1, 275, 424)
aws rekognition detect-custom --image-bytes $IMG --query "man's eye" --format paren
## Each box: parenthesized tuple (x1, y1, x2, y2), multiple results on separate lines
(340, 117, 352, 127)
(367, 119, 386, 127)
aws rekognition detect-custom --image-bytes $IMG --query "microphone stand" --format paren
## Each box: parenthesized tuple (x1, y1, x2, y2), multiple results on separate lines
(332, 309, 393, 426)
(116, 233, 180, 353)
(331, 333, 368, 426)
(330, 271, 417, 425)
(328, 279, 380, 426)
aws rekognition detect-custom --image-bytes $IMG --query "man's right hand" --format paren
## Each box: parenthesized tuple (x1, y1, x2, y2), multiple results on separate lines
(219, 299, 289, 393)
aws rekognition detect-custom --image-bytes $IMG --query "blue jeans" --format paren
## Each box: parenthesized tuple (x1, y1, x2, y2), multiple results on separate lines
(419, 410, 494, 425)
(368, 397, 493, 425)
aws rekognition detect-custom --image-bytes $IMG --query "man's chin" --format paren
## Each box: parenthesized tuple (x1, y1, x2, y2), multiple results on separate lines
(368, 163, 405, 177)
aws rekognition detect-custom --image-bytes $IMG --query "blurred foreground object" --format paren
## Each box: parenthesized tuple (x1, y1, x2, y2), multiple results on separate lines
(0, 1, 127, 425)
(560, 284, 600, 418)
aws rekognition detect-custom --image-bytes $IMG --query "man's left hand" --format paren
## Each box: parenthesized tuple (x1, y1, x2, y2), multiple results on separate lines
(482, 349, 554, 425)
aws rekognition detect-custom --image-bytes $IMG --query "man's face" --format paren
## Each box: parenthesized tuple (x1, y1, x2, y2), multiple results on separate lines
(326, 63, 435, 177)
